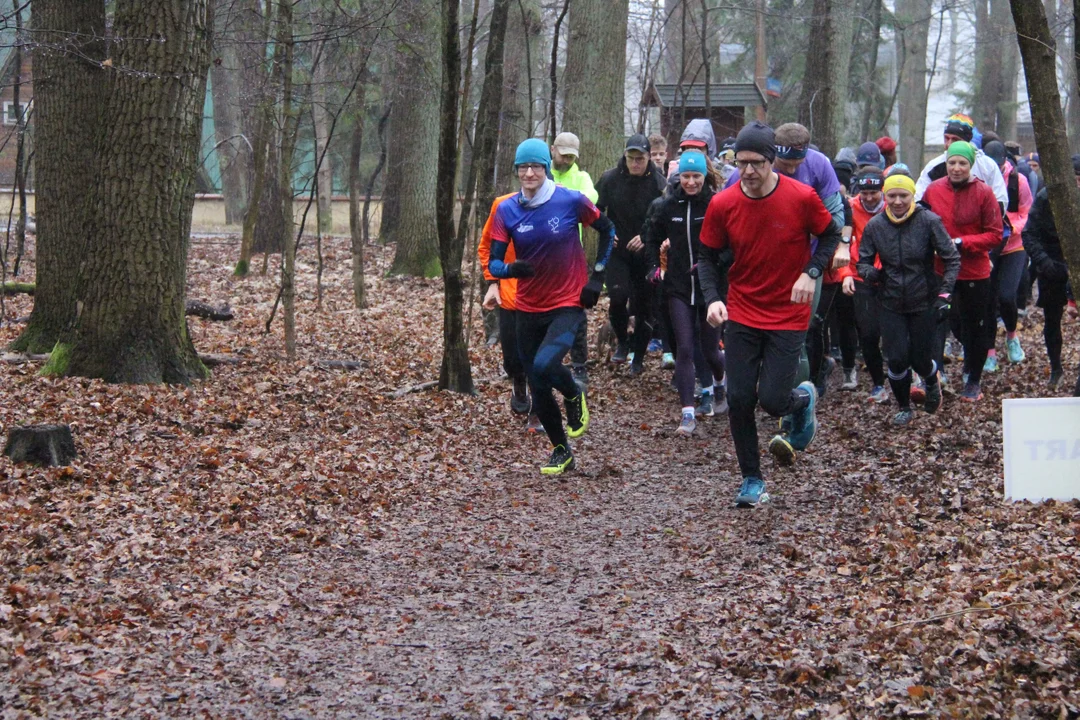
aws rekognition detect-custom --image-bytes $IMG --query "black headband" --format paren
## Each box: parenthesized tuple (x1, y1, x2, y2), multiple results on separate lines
(775, 145, 808, 160)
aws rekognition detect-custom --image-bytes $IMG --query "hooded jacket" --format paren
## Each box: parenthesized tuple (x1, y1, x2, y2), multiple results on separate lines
(596, 156, 667, 259)
(856, 205, 960, 314)
(679, 118, 717, 158)
(644, 181, 716, 306)
(920, 175, 1003, 280)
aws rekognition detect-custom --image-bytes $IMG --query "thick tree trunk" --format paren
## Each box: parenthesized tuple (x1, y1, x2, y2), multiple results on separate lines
(210, 1, 249, 225)
(797, 0, 855, 158)
(437, 0, 473, 392)
(494, 0, 540, 192)
(1010, 0, 1080, 281)
(10, 0, 106, 355)
(48, 0, 213, 384)
(973, 0, 1018, 134)
(384, 0, 442, 276)
(563, 0, 629, 177)
(859, 0, 884, 142)
(895, 0, 932, 167)
(350, 86, 368, 310)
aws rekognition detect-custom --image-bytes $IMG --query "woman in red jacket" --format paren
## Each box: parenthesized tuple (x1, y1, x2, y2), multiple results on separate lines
(920, 141, 1004, 402)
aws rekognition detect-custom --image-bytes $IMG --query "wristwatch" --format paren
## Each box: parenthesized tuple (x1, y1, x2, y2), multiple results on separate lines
(839, 235, 852, 245)
(806, 266, 822, 279)
(593, 262, 606, 273)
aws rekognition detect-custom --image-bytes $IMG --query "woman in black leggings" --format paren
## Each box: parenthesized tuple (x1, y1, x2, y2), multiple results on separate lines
(1022, 158, 1079, 394)
(856, 174, 960, 424)
(645, 151, 726, 436)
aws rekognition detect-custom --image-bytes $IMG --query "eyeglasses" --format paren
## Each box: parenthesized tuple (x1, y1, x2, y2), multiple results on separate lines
(625, 153, 648, 163)
(516, 163, 546, 176)
(734, 158, 768, 170)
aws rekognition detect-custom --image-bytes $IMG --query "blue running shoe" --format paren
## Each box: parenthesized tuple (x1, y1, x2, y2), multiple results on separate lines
(647, 338, 663, 353)
(787, 381, 818, 451)
(735, 476, 769, 507)
(1006, 337, 1025, 363)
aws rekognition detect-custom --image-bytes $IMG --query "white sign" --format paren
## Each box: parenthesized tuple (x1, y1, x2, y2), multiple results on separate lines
(1003, 397, 1080, 502)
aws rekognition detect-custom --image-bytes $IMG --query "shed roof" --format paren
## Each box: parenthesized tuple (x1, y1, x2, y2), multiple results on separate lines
(642, 82, 766, 110)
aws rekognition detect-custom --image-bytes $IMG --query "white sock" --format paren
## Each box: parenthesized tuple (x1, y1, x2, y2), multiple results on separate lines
(701, 385, 714, 396)
(682, 406, 695, 416)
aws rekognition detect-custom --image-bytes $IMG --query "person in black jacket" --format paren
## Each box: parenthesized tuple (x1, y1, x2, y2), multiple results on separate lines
(644, 151, 726, 436)
(1022, 155, 1079, 392)
(858, 174, 960, 424)
(596, 134, 668, 375)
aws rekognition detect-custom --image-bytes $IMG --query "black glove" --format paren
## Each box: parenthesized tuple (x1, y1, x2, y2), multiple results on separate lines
(1041, 260, 1069, 282)
(579, 273, 604, 309)
(506, 261, 535, 278)
(934, 294, 952, 323)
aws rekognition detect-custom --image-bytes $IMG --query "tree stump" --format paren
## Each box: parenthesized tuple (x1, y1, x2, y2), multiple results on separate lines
(3, 425, 76, 466)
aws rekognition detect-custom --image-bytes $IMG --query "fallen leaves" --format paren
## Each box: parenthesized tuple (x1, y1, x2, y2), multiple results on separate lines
(0, 236, 1078, 717)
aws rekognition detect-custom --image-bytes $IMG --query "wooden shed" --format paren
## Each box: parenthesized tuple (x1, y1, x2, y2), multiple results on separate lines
(641, 82, 767, 153)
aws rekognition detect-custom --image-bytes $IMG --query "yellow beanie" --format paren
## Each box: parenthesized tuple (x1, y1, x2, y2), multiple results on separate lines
(883, 174, 916, 196)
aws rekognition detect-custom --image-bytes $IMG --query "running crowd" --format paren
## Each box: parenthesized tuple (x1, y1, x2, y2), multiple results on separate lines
(478, 112, 1077, 507)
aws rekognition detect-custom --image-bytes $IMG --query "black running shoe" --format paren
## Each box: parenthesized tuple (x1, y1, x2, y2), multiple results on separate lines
(511, 377, 530, 414)
(923, 378, 942, 414)
(541, 445, 575, 475)
(565, 391, 590, 438)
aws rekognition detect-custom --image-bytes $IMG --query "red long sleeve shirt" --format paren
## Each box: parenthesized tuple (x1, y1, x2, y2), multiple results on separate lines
(921, 176, 1003, 281)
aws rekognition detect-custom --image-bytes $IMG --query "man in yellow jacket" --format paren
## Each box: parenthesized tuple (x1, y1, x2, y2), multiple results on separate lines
(551, 131, 599, 389)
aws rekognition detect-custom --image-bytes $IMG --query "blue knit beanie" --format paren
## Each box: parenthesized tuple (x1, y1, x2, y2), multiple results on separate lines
(514, 138, 551, 170)
(678, 151, 707, 175)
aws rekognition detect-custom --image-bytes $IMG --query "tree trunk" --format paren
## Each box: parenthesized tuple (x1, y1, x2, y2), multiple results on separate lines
(437, 0, 473, 393)
(11, 0, 28, 277)
(310, 4, 333, 235)
(1011, 0, 1080, 282)
(797, 0, 855, 158)
(494, 0, 540, 191)
(234, 0, 275, 275)
(277, 0, 298, 360)
(48, 0, 213, 384)
(859, 0, 884, 142)
(210, 1, 249, 225)
(363, 102, 391, 246)
(895, 0, 932, 167)
(1070, 0, 1080, 152)
(350, 86, 368, 310)
(662, 0, 703, 85)
(563, 0, 629, 177)
(458, 0, 510, 246)
(973, 0, 1017, 134)
(547, 0, 570, 142)
(384, 0, 442, 277)
(997, 0, 1020, 140)
(10, 0, 106, 355)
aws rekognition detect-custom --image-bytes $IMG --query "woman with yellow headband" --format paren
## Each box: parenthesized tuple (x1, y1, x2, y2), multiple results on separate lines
(855, 173, 961, 425)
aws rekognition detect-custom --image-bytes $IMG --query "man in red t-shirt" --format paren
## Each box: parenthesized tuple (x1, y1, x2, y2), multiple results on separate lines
(696, 121, 841, 507)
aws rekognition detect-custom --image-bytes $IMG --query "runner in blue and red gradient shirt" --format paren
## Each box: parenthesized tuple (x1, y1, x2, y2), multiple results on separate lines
(488, 138, 615, 476)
